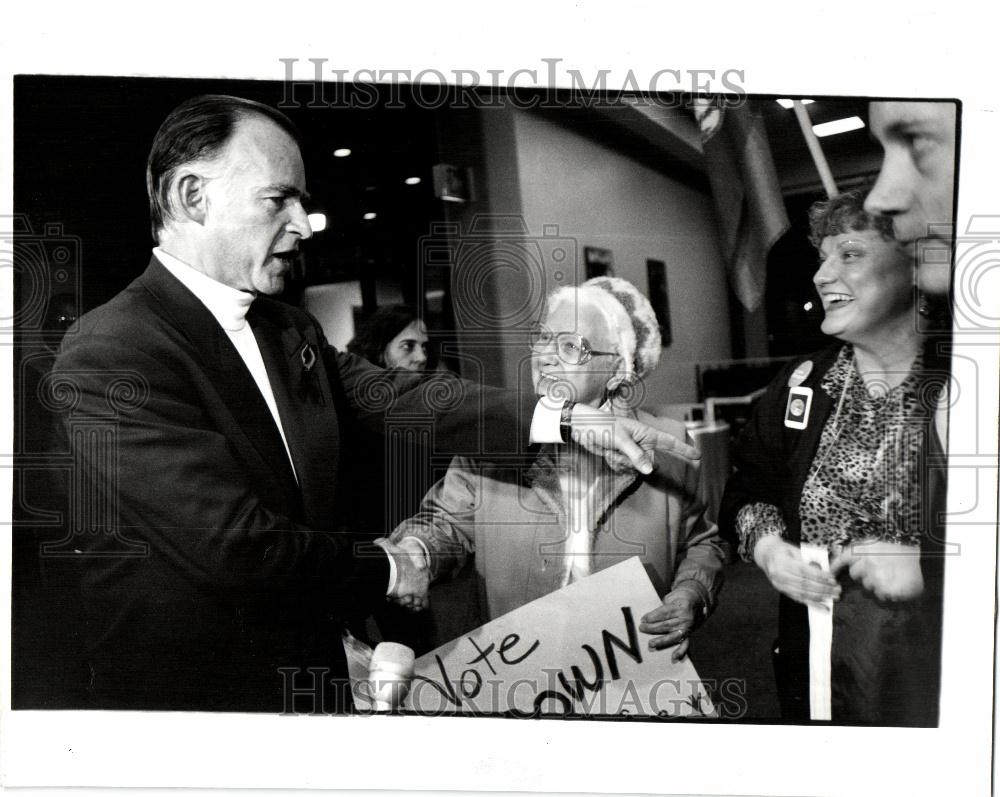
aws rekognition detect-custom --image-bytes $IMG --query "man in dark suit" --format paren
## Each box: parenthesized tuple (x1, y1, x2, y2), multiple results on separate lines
(51, 94, 698, 713)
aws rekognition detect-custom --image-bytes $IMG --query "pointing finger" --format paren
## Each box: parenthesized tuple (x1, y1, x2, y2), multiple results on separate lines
(651, 429, 701, 463)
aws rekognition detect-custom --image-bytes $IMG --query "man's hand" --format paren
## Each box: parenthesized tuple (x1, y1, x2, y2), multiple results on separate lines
(383, 539, 430, 612)
(639, 584, 704, 661)
(570, 405, 701, 474)
(754, 535, 841, 609)
(830, 539, 924, 601)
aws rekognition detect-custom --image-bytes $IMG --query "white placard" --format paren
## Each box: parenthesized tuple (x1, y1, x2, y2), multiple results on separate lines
(393, 557, 713, 717)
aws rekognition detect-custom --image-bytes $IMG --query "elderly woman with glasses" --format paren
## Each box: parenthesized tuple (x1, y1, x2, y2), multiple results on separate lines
(388, 276, 725, 660)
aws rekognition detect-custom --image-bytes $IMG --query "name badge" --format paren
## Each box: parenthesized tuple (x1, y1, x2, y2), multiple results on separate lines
(784, 386, 813, 430)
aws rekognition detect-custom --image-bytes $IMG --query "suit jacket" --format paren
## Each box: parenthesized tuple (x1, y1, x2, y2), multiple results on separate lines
(52, 257, 537, 712)
(390, 414, 725, 630)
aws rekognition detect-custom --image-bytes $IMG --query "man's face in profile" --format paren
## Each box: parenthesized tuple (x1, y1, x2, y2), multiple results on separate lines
(199, 115, 313, 294)
(864, 101, 957, 296)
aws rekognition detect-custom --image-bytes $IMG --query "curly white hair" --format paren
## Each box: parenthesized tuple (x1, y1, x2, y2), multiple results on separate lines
(546, 276, 662, 382)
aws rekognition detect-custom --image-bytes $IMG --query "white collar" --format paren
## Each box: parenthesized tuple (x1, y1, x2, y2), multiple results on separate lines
(154, 247, 255, 332)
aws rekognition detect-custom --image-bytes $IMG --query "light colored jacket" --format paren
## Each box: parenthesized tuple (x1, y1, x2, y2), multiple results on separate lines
(391, 414, 725, 624)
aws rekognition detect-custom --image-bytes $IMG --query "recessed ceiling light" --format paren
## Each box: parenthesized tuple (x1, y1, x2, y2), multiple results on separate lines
(813, 116, 865, 138)
(404, 176, 421, 186)
(363, 212, 376, 221)
(776, 99, 815, 109)
(307, 213, 327, 233)
(333, 148, 352, 158)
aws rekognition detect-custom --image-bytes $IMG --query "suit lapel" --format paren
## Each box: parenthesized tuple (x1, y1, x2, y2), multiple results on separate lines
(139, 258, 298, 493)
(250, 315, 307, 478)
(249, 306, 342, 528)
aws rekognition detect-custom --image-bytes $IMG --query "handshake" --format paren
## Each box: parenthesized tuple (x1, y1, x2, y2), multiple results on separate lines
(380, 537, 431, 611)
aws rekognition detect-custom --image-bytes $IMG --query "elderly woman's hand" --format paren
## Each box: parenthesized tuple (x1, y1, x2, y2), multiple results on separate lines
(639, 584, 705, 661)
(754, 535, 841, 608)
(830, 539, 924, 601)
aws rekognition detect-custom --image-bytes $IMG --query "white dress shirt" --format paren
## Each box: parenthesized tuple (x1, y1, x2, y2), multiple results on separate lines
(154, 248, 298, 483)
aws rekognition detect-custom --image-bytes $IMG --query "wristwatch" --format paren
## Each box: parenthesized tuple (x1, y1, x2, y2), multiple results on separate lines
(560, 400, 576, 443)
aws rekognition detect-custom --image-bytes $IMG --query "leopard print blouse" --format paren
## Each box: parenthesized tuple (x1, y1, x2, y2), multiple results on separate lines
(737, 345, 933, 559)
(800, 345, 929, 549)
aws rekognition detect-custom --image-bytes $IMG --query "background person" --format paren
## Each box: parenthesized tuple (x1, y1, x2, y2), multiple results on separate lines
(344, 305, 439, 650)
(719, 190, 946, 725)
(389, 277, 725, 661)
(347, 304, 431, 372)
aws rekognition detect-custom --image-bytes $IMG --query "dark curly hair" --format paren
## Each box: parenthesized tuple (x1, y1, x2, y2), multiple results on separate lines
(807, 188, 895, 250)
(346, 305, 423, 367)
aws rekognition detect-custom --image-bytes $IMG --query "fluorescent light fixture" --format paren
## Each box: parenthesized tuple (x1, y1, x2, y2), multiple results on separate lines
(307, 213, 327, 233)
(404, 176, 421, 186)
(333, 148, 352, 158)
(363, 212, 376, 221)
(813, 116, 865, 138)
(776, 98, 815, 109)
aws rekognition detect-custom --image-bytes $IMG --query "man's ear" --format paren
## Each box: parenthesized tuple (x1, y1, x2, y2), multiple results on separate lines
(172, 170, 209, 225)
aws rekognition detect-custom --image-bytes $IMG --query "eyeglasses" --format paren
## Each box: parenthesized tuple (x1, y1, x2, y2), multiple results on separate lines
(529, 323, 619, 365)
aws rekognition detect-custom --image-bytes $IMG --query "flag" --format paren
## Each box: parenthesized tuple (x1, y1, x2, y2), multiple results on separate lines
(693, 99, 790, 312)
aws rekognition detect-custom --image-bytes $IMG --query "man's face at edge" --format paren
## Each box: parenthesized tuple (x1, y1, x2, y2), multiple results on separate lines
(864, 101, 957, 296)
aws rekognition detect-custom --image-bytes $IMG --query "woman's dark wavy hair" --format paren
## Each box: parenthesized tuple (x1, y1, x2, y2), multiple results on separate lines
(346, 305, 422, 367)
(807, 188, 896, 250)
(146, 94, 301, 242)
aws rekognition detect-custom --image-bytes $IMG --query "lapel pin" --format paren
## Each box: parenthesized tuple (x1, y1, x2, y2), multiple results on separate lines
(300, 343, 317, 374)
(787, 360, 813, 388)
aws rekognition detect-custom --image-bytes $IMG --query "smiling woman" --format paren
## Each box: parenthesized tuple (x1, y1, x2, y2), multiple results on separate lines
(720, 189, 946, 725)
(810, 192, 912, 351)
(390, 276, 725, 662)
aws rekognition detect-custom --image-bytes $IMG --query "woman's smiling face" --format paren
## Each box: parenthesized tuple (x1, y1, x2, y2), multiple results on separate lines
(531, 297, 621, 408)
(813, 228, 914, 346)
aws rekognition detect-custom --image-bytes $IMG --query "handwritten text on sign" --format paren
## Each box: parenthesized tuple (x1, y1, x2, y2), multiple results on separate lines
(403, 557, 713, 716)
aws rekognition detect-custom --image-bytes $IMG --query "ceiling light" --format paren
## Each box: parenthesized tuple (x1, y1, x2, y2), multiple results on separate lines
(363, 212, 376, 221)
(404, 176, 421, 186)
(776, 99, 815, 109)
(307, 213, 327, 233)
(333, 148, 352, 158)
(813, 116, 865, 138)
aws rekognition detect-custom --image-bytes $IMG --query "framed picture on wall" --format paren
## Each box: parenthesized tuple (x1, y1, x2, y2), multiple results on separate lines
(647, 258, 672, 347)
(584, 246, 615, 279)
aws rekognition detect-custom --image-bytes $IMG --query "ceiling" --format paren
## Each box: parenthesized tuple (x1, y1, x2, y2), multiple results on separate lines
(758, 96, 883, 194)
